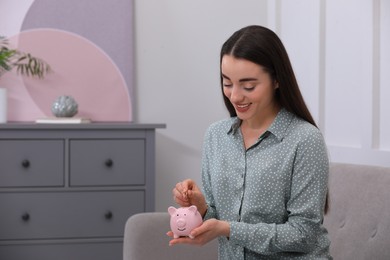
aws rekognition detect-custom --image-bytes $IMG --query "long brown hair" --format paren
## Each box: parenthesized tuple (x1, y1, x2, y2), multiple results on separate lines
(220, 25, 316, 126)
(220, 25, 329, 213)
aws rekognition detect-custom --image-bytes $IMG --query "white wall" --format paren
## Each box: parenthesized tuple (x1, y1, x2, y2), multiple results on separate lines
(268, 0, 390, 167)
(134, 0, 390, 212)
(0, 0, 34, 36)
(133, 0, 268, 211)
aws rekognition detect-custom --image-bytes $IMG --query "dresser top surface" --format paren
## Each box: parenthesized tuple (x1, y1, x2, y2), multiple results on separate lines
(0, 122, 166, 130)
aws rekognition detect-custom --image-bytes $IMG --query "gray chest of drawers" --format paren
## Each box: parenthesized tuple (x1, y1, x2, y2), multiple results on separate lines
(0, 123, 164, 260)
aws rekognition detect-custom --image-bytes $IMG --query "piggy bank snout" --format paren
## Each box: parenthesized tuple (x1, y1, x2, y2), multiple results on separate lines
(176, 218, 186, 228)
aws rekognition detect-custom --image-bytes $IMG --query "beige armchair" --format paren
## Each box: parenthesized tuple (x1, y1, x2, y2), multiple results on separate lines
(123, 163, 390, 260)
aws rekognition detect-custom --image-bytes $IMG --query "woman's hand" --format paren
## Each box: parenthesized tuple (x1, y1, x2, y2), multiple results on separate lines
(172, 179, 207, 216)
(167, 218, 230, 246)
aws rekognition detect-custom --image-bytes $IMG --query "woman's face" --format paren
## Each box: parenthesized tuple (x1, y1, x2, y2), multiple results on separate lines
(221, 55, 278, 123)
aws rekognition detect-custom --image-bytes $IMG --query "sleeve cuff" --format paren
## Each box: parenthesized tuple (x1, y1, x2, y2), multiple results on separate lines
(203, 204, 217, 220)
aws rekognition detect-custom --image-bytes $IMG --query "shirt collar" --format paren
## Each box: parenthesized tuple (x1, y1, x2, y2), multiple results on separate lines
(227, 108, 294, 142)
(227, 117, 241, 135)
(266, 108, 294, 142)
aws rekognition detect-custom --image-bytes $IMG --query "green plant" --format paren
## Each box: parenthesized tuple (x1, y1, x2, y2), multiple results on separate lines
(0, 36, 51, 79)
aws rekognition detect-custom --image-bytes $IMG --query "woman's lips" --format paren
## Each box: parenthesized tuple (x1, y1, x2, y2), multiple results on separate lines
(235, 103, 251, 113)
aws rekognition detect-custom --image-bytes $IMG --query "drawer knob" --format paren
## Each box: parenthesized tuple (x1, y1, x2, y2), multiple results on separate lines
(21, 160, 30, 168)
(105, 211, 113, 220)
(22, 213, 30, 222)
(105, 159, 114, 167)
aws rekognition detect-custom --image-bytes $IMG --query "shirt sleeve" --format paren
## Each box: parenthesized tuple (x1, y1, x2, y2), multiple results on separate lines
(229, 127, 329, 254)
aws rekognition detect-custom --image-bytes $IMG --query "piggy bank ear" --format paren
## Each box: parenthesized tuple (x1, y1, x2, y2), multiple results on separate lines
(168, 206, 177, 216)
(188, 205, 198, 214)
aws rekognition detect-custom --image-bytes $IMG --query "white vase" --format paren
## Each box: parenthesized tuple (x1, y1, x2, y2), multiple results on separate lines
(0, 88, 7, 123)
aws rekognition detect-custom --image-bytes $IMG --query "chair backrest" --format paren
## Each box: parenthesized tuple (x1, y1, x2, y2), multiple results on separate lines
(123, 212, 218, 260)
(324, 163, 390, 260)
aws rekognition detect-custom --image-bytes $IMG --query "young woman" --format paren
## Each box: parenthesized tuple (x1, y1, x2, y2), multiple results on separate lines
(169, 25, 331, 259)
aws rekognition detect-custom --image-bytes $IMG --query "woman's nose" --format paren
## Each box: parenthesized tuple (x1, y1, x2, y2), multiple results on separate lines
(229, 86, 244, 103)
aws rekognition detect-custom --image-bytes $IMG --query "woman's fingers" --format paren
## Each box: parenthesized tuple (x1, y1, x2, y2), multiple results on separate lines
(172, 180, 193, 206)
(173, 180, 195, 200)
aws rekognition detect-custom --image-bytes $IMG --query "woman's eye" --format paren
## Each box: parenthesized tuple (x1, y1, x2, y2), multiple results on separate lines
(244, 86, 255, 91)
(223, 83, 233, 87)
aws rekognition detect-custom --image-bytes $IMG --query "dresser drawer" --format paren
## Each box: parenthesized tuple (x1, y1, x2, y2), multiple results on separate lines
(69, 139, 145, 186)
(0, 241, 123, 260)
(0, 190, 144, 240)
(0, 140, 64, 187)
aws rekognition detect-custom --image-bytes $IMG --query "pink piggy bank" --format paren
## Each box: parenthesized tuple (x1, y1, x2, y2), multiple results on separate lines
(168, 205, 203, 238)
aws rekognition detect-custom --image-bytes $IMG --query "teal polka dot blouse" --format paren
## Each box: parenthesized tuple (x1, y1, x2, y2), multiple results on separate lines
(202, 108, 331, 259)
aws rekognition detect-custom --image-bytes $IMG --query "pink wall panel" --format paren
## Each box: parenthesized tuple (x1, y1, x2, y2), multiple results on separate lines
(8, 29, 131, 121)
(1, 0, 134, 122)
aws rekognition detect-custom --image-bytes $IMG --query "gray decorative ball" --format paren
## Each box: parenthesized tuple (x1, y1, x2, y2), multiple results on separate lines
(51, 95, 78, 117)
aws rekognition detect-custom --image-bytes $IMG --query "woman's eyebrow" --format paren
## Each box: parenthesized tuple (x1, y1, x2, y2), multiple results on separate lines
(222, 74, 257, 82)
(239, 78, 257, 82)
(221, 73, 230, 80)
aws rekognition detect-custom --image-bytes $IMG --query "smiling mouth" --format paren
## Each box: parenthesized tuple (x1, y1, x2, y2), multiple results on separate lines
(235, 103, 251, 112)
(178, 228, 186, 231)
